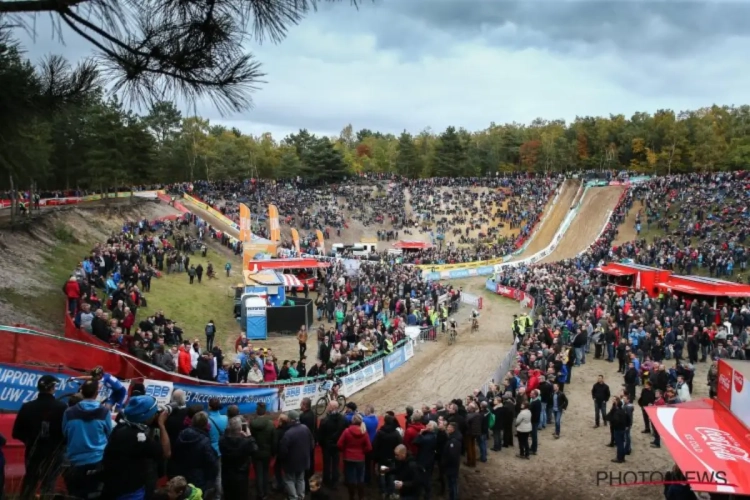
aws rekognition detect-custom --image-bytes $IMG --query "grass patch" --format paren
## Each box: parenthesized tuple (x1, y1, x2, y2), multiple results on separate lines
(52, 224, 80, 244)
(143, 251, 239, 352)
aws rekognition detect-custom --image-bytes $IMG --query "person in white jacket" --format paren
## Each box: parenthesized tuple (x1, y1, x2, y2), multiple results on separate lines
(676, 376, 692, 403)
(515, 403, 533, 459)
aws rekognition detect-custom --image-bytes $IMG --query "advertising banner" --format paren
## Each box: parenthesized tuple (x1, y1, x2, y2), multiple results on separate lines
(0, 364, 130, 412)
(383, 345, 412, 375)
(281, 382, 323, 412)
(341, 360, 385, 398)
(717, 360, 750, 431)
(460, 292, 483, 310)
(495, 284, 535, 309)
(172, 381, 279, 414)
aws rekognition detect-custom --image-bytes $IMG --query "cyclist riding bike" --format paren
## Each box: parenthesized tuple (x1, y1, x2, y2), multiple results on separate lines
(471, 309, 479, 330)
(320, 371, 343, 400)
(70, 366, 128, 410)
(449, 317, 458, 331)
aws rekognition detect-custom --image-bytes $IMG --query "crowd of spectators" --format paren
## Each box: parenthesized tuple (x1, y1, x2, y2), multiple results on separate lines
(169, 174, 560, 265)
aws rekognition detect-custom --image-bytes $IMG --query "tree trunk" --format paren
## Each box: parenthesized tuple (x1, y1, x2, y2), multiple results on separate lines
(9, 173, 15, 227)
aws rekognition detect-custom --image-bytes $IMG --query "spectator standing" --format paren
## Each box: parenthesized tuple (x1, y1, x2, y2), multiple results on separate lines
(205, 320, 216, 351)
(464, 403, 481, 467)
(550, 384, 568, 438)
(299, 398, 318, 492)
(440, 422, 462, 500)
(297, 325, 308, 358)
(164, 390, 189, 479)
(412, 421, 438, 500)
(372, 414, 403, 498)
(207, 398, 228, 499)
(592, 375, 611, 428)
(172, 411, 219, 494)
(338, 413, 372, 500)
(12, 375, 67, 499)
(515, 402, 532, 459)
(61, 380, 113, 498)
(392, 444, 424, 500)
(102, 395, 171, 498)
(279, 410, 315, 500)
(318, 401, 347, 488)
(527, 392, 542, 456)
(219, 416, 258, 500)
(361, 405, 379, 484)
(250, 401, 276, 500)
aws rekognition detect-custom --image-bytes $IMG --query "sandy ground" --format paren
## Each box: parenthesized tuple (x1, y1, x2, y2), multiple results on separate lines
(351, 276, 705, 499)
(613, 200, 642, 246)
(514, 179, 579, 260)
(540, 186, 625, 263)
(351, 278, 521, 411)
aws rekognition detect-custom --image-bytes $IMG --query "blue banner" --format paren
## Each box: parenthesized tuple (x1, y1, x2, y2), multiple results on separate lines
(173, 382, 279, 414)
(383, 347, 407, 375)
(0, 364, 124, 412)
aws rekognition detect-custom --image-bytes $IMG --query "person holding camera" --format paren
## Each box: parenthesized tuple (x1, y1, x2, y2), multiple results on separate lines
(219, 416, 258, 500)
(101, 395, 171, 499)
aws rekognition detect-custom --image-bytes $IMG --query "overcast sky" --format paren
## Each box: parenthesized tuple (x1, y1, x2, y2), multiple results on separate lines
(12, 0, 750, 139)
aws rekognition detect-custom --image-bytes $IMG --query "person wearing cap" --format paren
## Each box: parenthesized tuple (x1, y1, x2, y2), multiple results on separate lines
(101, 395, 171, 499)
(12, 374, 67, 499)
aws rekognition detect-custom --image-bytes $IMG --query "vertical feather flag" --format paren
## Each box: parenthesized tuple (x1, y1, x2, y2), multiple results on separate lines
(291, 228, 301, 255)
(268, 204, 280, 241)
(239, 203, 252, 242)
(316, 229, 325, 255)
(243, 248, 252, 272)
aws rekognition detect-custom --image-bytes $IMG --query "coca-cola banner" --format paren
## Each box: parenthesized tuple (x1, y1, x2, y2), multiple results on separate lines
(645, 403, 750, 495)
(717, 359, 750, 431)
(494, 284, 535, 310)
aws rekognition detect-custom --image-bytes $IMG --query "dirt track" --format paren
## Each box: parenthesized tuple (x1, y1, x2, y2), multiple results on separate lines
(540, 186, 624, 262)
(514, 179, 579, 260)
(613, 199, 642, 246)
(351, 278, 520, 411)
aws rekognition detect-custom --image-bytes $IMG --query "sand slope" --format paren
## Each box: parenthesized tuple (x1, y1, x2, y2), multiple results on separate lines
(514, 179, 580, 260)
(540, 186, 624, 263)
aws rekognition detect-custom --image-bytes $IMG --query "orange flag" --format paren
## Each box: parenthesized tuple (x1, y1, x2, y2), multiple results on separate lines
(268, 204, 280, 241)
(291, 228, 301, 255)
(239, 203, 252, 242)
(316, 229, 325, 255)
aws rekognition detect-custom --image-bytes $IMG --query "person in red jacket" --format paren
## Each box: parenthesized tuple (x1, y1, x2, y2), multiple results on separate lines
(403, 411, 426, 456)
(338, 414, 372, 500)
(177, 342, 192, 375)
(63, 276, 80, 316)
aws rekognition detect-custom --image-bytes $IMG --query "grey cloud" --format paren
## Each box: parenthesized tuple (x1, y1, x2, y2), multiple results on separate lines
(374, 0, 750, 58)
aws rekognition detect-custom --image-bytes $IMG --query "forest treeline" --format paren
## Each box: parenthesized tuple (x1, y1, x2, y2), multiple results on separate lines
(2, 33, 750, 192)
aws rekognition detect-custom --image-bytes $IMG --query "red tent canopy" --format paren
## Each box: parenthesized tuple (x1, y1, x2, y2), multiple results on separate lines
(595, 264, 637, 277)
(392, 240, 431, 250)
(247, 258, 329, 272)
(656, 275, 750, 298)
(645, 398, 750, 495)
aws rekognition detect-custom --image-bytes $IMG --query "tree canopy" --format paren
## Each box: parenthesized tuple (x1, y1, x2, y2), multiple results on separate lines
(1, 0, 362, 112)
(2, 32, 750, 193)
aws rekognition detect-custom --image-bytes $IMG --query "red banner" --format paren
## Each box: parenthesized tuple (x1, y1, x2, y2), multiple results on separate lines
(718, 359, 734, 410)
(494, 284, 535, 309)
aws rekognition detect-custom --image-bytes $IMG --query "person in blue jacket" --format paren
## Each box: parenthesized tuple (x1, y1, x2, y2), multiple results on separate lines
(62, 380, 113, 499)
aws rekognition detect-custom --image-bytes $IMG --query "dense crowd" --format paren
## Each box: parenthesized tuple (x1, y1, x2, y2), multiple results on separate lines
(9, 171, 748, 500)
(170, 175, 560, 265)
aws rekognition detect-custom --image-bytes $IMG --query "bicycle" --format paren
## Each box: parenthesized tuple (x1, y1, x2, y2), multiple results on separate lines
(447, 328, 458, 345)
(315, 389, 347, 416)
(471, 317, 479, 332)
